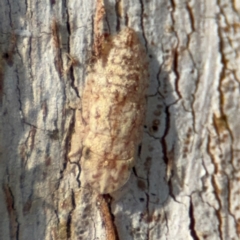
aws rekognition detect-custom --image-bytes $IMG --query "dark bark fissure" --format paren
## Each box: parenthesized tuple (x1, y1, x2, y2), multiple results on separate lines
(189, 198, 200, 240)
(66, 189, 76, 238)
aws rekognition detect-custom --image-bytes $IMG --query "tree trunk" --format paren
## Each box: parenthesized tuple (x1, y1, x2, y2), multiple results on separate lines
(0, 0, 239, 239)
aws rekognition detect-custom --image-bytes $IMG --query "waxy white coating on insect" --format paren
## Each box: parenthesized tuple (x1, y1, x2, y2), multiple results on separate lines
(80, 27, 149, 194)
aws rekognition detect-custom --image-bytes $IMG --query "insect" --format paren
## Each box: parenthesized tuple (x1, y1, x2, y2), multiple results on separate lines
(77, 27, 149, 194)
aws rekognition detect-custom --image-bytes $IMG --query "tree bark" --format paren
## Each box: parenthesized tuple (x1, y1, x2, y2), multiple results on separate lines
(0, 0, 240, 239)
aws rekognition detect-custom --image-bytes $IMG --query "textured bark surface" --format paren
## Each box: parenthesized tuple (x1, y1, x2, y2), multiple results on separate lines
(0, 0, 240, 239)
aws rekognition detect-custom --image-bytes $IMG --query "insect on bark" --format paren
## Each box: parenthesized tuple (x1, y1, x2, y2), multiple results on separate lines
(79, 27, 149, 194)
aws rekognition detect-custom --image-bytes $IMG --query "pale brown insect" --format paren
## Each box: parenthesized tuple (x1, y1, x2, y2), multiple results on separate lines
(78, 27, 149, 194)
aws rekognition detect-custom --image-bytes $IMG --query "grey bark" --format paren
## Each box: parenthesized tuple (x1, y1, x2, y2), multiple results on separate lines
(0, 0, 240, 239)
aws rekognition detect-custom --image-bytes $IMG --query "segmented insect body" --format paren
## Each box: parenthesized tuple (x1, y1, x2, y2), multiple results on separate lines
(80, 27, 149, 194)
